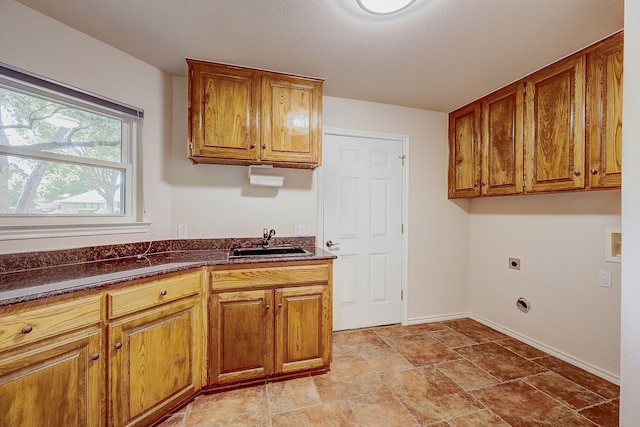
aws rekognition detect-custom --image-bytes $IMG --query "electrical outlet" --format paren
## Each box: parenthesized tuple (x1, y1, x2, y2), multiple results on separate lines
(294, 224, 311, 235)
(177, 225, 188, 239)
(599, 270, 612, 288)
(509, 257, 521, 270)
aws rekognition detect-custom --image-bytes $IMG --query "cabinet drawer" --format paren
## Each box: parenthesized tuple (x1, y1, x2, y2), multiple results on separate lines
(107, 270, 201, 319)
(0, 295, 101, 352)
(211, 264, 329, 291)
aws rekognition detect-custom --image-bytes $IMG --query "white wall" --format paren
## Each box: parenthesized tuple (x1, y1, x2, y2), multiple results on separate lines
(0, 1, 172, 253)
(169, 77, 319, 239)
(620, 0, 640, 423)
(322, 97, 470, 321)
(468, 191, 621, 379)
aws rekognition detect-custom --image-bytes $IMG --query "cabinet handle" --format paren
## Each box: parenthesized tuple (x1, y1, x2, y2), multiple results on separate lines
(573, 170, 581, 177)
(21, 325, 33, 334)
(91, 353, 100, 361)
(482, 182, 486, 187)
(262, 144, 268, 149)
(278, 303, 282, 308)
(265, 305, 271, 310)
(590, 168, 599, 175)
(473, 183, 478, 187)
(250, 144, 256, 149)
(160, 290, 168, 296)
(114, 342, 123, 350)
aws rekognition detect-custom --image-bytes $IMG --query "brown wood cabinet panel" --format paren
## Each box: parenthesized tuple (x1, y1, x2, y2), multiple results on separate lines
(210, 263, 330, 290)
(275, 285, 330, 374)
(261, 75, 322, 165)
(0, 329, 103, 427)
(482, 83, 524, 196)
(109, 297, 200, 427)
(107, 270, 201, 319)
(209, 289, 274, 385)
(0, 294, 101, 351)
(449, 102, 481, 198)
(587, 32, 623, 189)
(524, 55, 586, 193)
(187, 60, 260, 162)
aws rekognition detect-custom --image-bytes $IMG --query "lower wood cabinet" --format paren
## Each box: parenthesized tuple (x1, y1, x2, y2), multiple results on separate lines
(0, 294, 104, 427)
(107, 270, 203, 427)
(0, 261, 333, 425)
(209, 262, 332, 386)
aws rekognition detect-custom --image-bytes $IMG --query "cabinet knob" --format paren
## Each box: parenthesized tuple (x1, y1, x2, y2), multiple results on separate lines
(590, 168, 599, 175)
(278, 303, 282, 308)
(250, 144, 256, 149)
(265, 305, 271, 310)
(21, 325, 33, 334)
(482, 182, 487, 187)
(91, 353, 100, 361)
(160, 290, 167, 296)
(473, 183, 478, 187)
(573, 170, 581, 177)
(262, 144, 268, 149)
(114, 342, 123, 350)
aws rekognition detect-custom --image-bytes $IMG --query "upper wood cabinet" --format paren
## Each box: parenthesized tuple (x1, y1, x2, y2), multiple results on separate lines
(524, 54, 586, 193)
(586, 32, 623, 189)
(482, 82, 524, 196)
(187, 59, 323, 169)
(448, 102, 481, 198)
(448, 31, 622, 199)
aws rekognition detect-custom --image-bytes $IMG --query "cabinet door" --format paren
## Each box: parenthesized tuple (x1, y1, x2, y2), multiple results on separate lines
(587, 32, 623, 189)
(188, 60, 260, 161)
(261, 74, 322, 165)
(210, 289, 274, 384)
(524, 55, 586, 193)
(482, 83, 524, 196)
(449, 102, 481, 198)
(0, 330, 103, 427)
(275, 285, 330, 374)
(109, 297, 200, 427)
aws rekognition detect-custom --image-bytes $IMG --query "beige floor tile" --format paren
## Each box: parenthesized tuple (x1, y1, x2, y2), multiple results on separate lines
(448, 409, 510, 426)
(348, 390, 419, 426)
(313, 370, 388, 402)
(430, 329, 479, 348)
(444, 319, 508, 342)
(524, 371, 605, 410)
(184, 385, 269, 426)
(454, 342, 547, 381)
(383, 366, 483, 424)
(271, 400, 359, 426)
(333, 329, 391, 355)
(536, 355, 620, 399)
(495, 337, 548, 359)
(472, 380, 597, 426)
(385, 333, 461, 366)
(359, 347, 414, 373)
(267, 376, 322, 415)
(436, 359, 500, 391)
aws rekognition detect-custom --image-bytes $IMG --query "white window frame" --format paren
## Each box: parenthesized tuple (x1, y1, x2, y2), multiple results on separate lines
(0, 62, 147, 240)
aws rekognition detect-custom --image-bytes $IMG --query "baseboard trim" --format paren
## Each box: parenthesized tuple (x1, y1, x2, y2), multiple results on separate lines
(406, 312, 468, 325)
(405, 312, 620, 385)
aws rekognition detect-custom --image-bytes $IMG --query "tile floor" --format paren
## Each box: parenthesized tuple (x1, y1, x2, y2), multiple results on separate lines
(159, 319, 619, 426)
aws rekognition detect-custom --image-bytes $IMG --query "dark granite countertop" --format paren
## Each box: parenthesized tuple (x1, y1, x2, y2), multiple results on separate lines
(0, 240, 335, 307)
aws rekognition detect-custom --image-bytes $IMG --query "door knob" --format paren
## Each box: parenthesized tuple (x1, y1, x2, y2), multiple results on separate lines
(326, 240, 340, 248)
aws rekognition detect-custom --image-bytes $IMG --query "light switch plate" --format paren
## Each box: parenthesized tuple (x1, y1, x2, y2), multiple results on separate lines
(177, 225, 188, 239)
(599, 270, 612, 288)
(294, 224, 311, 235)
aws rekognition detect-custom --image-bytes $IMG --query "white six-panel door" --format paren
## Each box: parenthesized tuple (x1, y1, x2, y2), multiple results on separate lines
(322, 132, 404, 331)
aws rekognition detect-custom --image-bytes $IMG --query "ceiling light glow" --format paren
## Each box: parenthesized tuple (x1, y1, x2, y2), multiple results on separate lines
(356, 0, 416, 15)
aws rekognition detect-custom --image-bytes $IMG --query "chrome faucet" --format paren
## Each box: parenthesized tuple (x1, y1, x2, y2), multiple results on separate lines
(262, 228, 276, 247)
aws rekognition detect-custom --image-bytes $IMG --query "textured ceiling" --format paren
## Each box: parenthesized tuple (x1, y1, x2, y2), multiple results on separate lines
(16, 0, 624, 112)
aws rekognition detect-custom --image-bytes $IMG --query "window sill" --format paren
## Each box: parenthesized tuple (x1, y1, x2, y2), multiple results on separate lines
(0, 223, 151, 241)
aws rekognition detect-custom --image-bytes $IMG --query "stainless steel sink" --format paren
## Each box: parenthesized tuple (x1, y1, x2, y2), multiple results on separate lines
(228, 246, 313, 259)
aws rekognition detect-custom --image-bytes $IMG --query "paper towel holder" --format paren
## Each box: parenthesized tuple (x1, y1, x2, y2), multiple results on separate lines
(248, 165, 284, 187)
